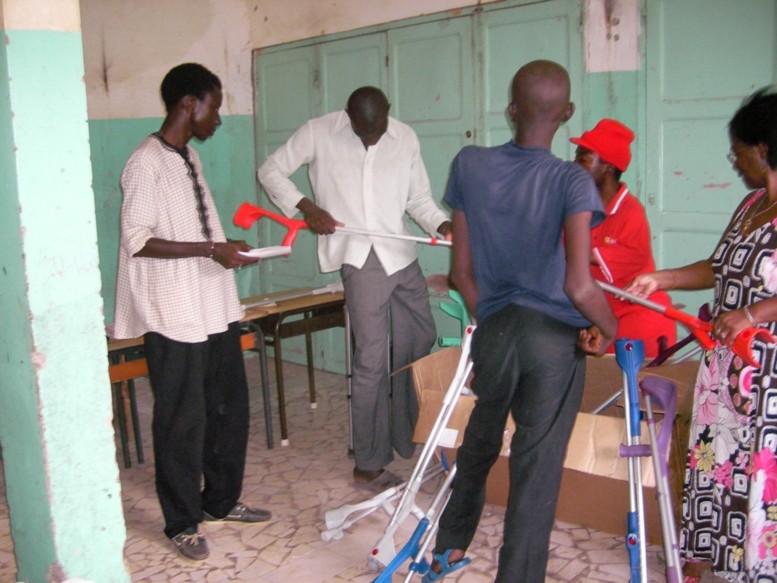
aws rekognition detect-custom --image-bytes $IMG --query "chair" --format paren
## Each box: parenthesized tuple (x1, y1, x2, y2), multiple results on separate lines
(108, 356, 148, 468)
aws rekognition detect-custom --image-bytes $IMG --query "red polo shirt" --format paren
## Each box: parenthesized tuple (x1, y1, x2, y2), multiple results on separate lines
(591, 184, 677, 357)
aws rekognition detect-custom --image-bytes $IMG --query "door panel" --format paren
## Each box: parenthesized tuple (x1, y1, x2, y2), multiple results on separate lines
(387, 17, 476, 342)
(255, 47, 319, 287)
(255, 34, 386, 371)
(254, 1, 589, 362)
(388, 17, 474, 278)
(257, 46, 316, 135)
(318, 34, 388, 114)
(480, 0, 584, 155)
(645, 0, 777, 313)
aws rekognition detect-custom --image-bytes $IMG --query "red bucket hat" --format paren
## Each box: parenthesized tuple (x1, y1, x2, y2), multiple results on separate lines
(570, 119, 634, 172)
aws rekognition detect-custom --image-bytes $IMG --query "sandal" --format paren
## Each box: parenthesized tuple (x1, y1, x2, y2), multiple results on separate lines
(421, 549, 471, 582)
(683, 577, 701, 583)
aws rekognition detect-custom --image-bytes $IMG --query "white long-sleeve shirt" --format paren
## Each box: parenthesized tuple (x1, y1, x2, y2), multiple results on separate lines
(257, 110, 448, 275)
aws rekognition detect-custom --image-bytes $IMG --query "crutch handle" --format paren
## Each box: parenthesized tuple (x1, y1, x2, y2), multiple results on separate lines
(639, 376, 676, 464)
(615, 339, 645, 439)
(731, 326, 776, 368)
(233, 202, 309, 247)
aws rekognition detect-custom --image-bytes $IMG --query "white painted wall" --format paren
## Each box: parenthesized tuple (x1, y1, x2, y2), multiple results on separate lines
(247, 0, 500, 47)
(80, 0, 500, 119)
(1, 0, 81, 31)
(81, 0, 253, 118)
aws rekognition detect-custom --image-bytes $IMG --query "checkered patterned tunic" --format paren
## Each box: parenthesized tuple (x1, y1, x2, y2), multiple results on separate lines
(113, 135, 243, 343)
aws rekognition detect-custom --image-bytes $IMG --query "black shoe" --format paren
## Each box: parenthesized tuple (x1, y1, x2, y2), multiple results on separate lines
(171, 527, 209, 561)
(203, 501, 271, 523)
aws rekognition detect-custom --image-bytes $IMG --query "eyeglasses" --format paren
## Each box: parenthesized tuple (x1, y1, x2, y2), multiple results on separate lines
(726, 150, 738, 164)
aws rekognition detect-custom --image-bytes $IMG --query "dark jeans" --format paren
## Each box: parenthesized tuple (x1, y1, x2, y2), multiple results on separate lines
(435, 304, 586, 583)
(145, 321, 249, 538)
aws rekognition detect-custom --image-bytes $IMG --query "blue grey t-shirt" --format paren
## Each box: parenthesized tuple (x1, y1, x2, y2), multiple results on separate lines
(444, 141, 604, 327)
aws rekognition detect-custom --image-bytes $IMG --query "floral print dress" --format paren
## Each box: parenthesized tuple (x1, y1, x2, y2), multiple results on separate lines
(681, 189, 777, 581)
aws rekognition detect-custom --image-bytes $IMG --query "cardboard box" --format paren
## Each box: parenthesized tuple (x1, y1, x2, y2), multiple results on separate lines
(410, 348, 697, 544)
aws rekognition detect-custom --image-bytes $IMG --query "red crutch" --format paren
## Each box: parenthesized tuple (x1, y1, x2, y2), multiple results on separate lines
(234, 202, 451, 249)
(599, 281, 775, 367)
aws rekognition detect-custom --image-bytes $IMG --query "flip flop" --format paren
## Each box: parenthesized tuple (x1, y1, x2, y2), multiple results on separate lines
(421, 549, 471, 582)
(354, 469, 404, 493)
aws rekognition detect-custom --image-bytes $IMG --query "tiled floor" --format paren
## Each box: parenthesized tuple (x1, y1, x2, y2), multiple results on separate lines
(0, 354, 717, 582)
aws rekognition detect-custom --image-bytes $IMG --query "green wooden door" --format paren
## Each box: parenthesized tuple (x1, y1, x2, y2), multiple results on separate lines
(644, 0, 777, 315)
(254, 33, 387, 371)
(387, 16, 476, 341)
(479, 0, 584, 156)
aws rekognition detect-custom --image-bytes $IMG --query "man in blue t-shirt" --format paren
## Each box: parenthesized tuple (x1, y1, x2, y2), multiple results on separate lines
(424, 60, 618, 583)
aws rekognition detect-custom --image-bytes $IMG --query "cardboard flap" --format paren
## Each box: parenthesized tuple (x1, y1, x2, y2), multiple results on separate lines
(564, 412, 656, 487)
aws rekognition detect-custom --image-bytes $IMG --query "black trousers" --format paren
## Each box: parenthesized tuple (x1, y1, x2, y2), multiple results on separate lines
(435, 304, 586, 583)
(145, 321, 249, 539)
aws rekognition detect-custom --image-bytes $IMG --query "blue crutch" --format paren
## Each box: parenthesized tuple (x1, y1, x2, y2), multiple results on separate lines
(616, 338, 649, 583)
(372, 454, 460, 583)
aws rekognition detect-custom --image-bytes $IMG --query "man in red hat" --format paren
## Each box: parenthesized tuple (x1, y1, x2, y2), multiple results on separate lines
(571, 119, 676, 357)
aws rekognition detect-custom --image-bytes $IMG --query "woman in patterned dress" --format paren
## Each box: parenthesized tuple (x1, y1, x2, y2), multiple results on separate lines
(627, 87, 777, 582)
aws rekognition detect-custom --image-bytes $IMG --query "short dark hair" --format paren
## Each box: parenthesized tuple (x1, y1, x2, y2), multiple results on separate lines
(160, 63, 221, 113)
(729, 86, 777, 168)
(347, 87, 390, 123)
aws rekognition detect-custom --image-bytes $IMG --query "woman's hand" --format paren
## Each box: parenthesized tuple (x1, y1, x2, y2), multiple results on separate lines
(624, 272, 664, 299)
(713, 308, 753, 346)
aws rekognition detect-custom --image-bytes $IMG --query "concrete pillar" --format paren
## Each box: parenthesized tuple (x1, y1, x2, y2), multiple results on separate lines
(0, 1, 130, 581)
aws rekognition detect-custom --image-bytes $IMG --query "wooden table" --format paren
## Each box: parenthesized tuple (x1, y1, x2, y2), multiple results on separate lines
(241, 288, 346, 447)
(106, 286, 347, 465)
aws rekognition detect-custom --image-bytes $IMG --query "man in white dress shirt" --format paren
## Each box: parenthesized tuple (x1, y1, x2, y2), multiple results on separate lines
(258, 87, 451, 490)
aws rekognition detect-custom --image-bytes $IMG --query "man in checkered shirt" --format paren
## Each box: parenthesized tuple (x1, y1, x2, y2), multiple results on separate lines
(114, 63, 268, 561)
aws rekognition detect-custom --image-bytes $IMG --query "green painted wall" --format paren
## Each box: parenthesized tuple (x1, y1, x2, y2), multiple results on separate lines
(91, 114, 261, 323)
(0, 28, 129, 582)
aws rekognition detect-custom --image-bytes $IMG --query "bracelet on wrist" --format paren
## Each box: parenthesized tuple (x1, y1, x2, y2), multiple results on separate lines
(744, 305, 758, 326)
(206, 240, 215, 258)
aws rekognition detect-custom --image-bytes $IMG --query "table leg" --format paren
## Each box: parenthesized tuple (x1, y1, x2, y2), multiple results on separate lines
(304, 312, 317, 409)
(128, 379, 144, 464)
(113, 381, 131, 468)
(273, 324, 290, 446)
(257, 333, 274, 449)
(344, 307, 354, 459)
